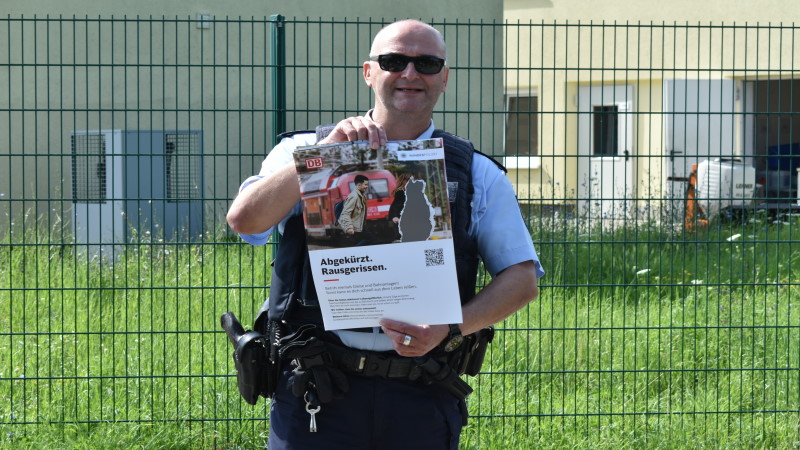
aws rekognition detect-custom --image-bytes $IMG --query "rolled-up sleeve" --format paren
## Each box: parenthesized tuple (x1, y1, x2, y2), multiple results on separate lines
(236, 133, 315, 245)
(470, 156, 545, 279)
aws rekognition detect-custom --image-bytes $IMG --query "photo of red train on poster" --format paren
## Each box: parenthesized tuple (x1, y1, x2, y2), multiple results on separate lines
(294, 138, 454, 250)
(292, 138, 462, 330)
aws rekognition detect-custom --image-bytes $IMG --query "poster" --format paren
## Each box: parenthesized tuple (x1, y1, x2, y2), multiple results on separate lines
(293, 138, 463, 330)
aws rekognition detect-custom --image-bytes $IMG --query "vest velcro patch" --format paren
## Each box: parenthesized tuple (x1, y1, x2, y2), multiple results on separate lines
(447, 181, 458, 202)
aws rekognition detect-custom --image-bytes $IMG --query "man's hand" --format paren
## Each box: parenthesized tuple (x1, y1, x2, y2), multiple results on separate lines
(379, 319, 450, 357)
(318, 116, 387, 149)
(345, 228, 355, 235)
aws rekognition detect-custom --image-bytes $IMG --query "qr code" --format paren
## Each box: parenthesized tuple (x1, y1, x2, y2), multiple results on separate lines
(424, 248, 445, 267)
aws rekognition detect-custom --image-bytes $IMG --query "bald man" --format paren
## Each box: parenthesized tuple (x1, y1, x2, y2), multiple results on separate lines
(227, 19, 544, 450)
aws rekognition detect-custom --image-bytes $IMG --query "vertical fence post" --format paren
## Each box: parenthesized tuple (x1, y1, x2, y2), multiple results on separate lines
(270, 14, 286, 147)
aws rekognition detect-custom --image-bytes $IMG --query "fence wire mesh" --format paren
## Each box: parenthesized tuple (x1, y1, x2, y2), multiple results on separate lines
(1, 16, 799, 448)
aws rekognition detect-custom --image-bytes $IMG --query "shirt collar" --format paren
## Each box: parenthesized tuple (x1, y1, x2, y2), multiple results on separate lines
(366, 109, 435, 140)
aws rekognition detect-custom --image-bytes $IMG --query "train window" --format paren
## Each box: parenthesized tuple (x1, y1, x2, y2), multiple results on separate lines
(349, 178, 389, 200)
(306, 212, 322, 225)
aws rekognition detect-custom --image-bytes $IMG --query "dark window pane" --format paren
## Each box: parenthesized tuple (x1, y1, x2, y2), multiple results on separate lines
(505, 96, 539, 156)
(348, 178, 390, 200)
(593, 105, 619, 156)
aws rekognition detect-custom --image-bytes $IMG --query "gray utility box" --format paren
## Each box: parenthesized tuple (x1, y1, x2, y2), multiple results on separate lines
(71, 130, 204, 259)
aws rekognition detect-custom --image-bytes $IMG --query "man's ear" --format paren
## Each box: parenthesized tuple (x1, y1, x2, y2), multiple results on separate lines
(440, 66, 450, 93)
(363, 61, 374, 87)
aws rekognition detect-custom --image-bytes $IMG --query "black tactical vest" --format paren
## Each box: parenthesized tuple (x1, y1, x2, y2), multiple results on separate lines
(267, 130, 502, 328)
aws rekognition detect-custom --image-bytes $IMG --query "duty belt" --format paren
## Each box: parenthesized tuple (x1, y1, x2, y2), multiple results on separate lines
(304, 339, 444, 381)
(303, 339, 473, 400)
(279, 324, 484, 402)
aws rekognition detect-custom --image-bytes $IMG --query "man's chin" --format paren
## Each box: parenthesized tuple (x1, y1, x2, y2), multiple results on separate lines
(388, 100, 435, 116)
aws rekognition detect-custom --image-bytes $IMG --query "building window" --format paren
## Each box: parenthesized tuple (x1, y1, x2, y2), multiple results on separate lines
(71, 133, 108, 204)
(165, 133, 202, 203)
(592, 105, 619, 156)
(505, 95, 539, 157)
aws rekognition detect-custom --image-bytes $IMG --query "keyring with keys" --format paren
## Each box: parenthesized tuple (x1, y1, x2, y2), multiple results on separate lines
(304, 392, 321, 432)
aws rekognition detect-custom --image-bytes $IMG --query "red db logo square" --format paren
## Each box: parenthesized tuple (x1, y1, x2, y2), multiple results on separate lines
(305, 157, 323, 169)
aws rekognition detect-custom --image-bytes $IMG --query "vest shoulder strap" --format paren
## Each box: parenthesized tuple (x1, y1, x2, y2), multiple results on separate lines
(474, 149, 507, 173)
(276, 129, 315, 140)
(431, 129, 507, 173)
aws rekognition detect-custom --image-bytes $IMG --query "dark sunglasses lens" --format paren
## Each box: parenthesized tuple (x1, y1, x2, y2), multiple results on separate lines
(414, 57, 444, 74)
(379, 54, 409, 72)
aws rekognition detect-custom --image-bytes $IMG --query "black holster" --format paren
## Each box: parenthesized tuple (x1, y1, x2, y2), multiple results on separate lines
(220, 311, 286, 405)
(451, 326, 495, 376)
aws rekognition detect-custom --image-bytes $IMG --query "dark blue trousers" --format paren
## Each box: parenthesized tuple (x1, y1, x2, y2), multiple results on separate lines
(268, 366, 465, 450)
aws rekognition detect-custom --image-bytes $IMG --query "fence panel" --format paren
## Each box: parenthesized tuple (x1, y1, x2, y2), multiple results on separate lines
(1, 16, 799, 448)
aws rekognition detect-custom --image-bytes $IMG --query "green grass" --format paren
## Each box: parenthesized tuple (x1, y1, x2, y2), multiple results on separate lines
(2, 214, 800, 449)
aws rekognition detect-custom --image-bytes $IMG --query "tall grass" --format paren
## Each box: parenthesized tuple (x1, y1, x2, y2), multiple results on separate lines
(2, 213, 800, 448)
(1, 231, 275, 448)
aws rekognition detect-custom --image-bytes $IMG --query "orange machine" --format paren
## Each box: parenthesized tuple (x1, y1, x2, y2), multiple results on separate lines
(685, 163, 709, 231)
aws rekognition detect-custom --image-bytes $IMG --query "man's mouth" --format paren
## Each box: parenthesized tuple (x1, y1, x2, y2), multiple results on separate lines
(397, 87, 423, 93)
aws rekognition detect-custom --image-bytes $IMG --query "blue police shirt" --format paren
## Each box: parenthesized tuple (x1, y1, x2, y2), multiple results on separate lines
(237, 120, 544, 350)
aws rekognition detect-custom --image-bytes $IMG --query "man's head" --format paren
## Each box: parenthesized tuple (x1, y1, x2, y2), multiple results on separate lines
(354, 175, 369, 193)
(364, 20, 449, 128)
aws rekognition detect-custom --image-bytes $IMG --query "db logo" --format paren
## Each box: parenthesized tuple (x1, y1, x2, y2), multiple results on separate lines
(305, 157, 323, 169)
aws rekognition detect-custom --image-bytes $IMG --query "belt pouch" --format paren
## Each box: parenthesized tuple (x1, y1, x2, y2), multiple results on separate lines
(263, 319, 287, 397)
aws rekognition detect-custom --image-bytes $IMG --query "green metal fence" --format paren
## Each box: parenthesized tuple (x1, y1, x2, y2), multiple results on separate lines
(2, 16, 799, 448)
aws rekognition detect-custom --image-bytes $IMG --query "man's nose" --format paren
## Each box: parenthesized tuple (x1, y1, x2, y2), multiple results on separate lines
(399, 61, 421, 79)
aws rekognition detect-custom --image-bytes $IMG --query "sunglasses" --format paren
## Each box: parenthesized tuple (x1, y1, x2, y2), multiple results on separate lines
(370, 53, 446, 75)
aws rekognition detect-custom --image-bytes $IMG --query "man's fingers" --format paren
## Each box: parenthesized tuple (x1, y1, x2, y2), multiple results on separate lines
(355, 116, 387, 149)
(338, 118, 366, 141)
(380, 319, 411, 338)
(381, 320, 449, 356)
(380, 323, 404, 342)
(380, 323, 420, 351)
(322, 116, 387, 149)
(388, 332, 426, 357)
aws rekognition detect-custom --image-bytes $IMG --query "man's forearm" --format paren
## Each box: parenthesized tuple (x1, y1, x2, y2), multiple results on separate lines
(380, 260, 539, 357)
(227, 162, 301, 235)
(460, 260, 539, 335)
